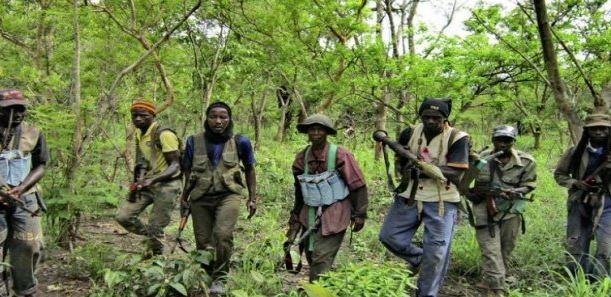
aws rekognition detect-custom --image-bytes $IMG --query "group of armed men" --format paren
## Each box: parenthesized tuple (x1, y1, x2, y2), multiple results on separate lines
(0, 89, 609, 297)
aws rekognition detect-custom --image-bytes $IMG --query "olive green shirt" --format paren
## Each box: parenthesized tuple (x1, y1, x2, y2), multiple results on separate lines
(472, 148, 537, 226)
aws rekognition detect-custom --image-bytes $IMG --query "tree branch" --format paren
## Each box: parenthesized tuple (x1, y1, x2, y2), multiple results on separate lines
(471, 10, 551, 87)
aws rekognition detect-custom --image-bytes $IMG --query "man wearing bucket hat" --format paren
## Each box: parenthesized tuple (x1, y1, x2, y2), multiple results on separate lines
(469, 125, 536, 296)
(116, 100, 182, 257)
(287, 113, 368, 282)
(0, 89, 49, 297)
(555, 113, 611, 278)
(378, 98, 469, 297)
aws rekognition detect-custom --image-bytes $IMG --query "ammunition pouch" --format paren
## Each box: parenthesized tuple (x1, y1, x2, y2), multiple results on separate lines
(298, 170, 349, 207)
(0, 150, 32, 187)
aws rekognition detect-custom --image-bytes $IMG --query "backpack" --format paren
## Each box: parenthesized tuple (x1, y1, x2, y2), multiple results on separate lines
(135, 125, 184, 176)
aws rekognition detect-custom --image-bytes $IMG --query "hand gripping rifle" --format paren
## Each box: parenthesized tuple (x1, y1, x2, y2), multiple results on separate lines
(283, 213, 321, 274)
(458, 150, 505, 195)
(170, 179, 196, 254)
(372, 130, 447, 183)
(0, 190, 39, 216)
(471, 186, 533, 237)
(0, 175, 43, 217)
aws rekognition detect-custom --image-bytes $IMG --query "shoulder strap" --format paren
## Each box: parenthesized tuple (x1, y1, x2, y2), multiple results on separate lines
(233, 134, 241, 160)
(448, 127, 458, 148)
(304, 143, 338, 173)
(304, 145, 311, 174)
(193, 132, 207, 157)
(154, 126, 178, 149)
(11, 125, 23, 150)
(327, 143, 338, 171)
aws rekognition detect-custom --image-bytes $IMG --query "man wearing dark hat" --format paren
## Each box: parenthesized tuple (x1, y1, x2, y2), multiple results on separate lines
(0, 89, 49, 297)
(287, 113, 368, 282)
(379, 98, 469, 297)
(116, 100, 182, 257)
(180, 102, 257, 294)
(555, 113, 611, 278)
(469, 125, 536, 296)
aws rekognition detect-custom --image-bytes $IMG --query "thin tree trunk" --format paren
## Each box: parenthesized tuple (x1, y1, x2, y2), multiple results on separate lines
(275, 88, 290, 142)
(533, 0, 582, 143)
(251, 81, 270, 150)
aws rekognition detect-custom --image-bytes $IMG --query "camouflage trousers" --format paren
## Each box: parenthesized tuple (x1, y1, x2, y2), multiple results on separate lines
(475, 215, 521, 291)
(116, 180, 181, 254)
(0, 193, 43, 296)
(190, 193, 242, 280)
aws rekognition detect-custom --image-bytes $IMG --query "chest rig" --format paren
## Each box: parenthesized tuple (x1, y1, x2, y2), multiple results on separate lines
(188, 134, 246, 200)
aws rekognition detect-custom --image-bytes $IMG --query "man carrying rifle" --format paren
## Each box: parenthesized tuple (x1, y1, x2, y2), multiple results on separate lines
(181, 102, 257, 295)
(116, 100, 182, 257)
(554, 113, 611, 278)
(468, 125, 536, 296)
(287, 114, 368, 282)
(379, 98, 469, 297)
(0, 89, 49, 297)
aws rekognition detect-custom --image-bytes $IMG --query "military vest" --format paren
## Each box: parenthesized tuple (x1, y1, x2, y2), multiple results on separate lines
(0, 122, 40, 194)
(399, 123, 467, 203)
(188, 133, 246, 200)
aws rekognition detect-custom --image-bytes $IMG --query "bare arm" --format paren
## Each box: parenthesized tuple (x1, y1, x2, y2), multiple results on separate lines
(245, 164, 257, 217)
(141, 151, 181, 187)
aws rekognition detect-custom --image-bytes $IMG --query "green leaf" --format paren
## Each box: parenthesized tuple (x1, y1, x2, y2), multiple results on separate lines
(169, 282, 188, 296)
(303, 283, 337, 297)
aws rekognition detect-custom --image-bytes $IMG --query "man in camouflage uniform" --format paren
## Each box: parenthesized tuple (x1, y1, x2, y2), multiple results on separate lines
(0, 89, 49, 297)
(469, 125, 536, 296)
(555, 113, 610, 278)
(116, 100, 182, 256)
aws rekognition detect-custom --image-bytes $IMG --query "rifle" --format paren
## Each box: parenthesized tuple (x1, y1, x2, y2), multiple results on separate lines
(170, 178, 196, 254)
(472, 186, 532, 237)
(282, 212, 321, 274)
(572, 158, 610, 203)
(283, 221, 302, 273)
(128, 167, 146, 202)
(372, 130, 447, 183)
(170, 207, 191, 254)
(458, 150, 505, 194)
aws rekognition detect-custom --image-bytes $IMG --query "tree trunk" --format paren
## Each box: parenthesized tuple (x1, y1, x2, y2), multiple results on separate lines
(533, 0, 582, 143)
(275, 87, 291, 142)
(57, 0, 83, 250)
(251, 84, 270, 150)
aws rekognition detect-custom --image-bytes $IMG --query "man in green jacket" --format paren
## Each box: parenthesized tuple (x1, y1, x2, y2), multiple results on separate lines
(470, 125, 536, 296)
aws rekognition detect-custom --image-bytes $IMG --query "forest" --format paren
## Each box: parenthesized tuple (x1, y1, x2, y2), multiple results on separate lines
(0, 0, 610, 296)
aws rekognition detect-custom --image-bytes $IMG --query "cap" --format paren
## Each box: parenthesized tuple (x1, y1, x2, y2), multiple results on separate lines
(492, 125, 518, 139)
(0, 89, 29, 107)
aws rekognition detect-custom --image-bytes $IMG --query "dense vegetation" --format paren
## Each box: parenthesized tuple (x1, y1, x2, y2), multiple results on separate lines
(1, 0, 610, 296)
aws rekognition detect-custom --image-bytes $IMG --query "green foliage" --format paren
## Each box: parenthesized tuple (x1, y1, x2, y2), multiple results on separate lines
(90, 251, 212, 297)
(554, 266, 611, 297)
(315, 261, 415, 297)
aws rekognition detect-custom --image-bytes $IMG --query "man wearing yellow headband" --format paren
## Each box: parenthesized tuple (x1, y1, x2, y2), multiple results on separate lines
(116, 100, 182, 257)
